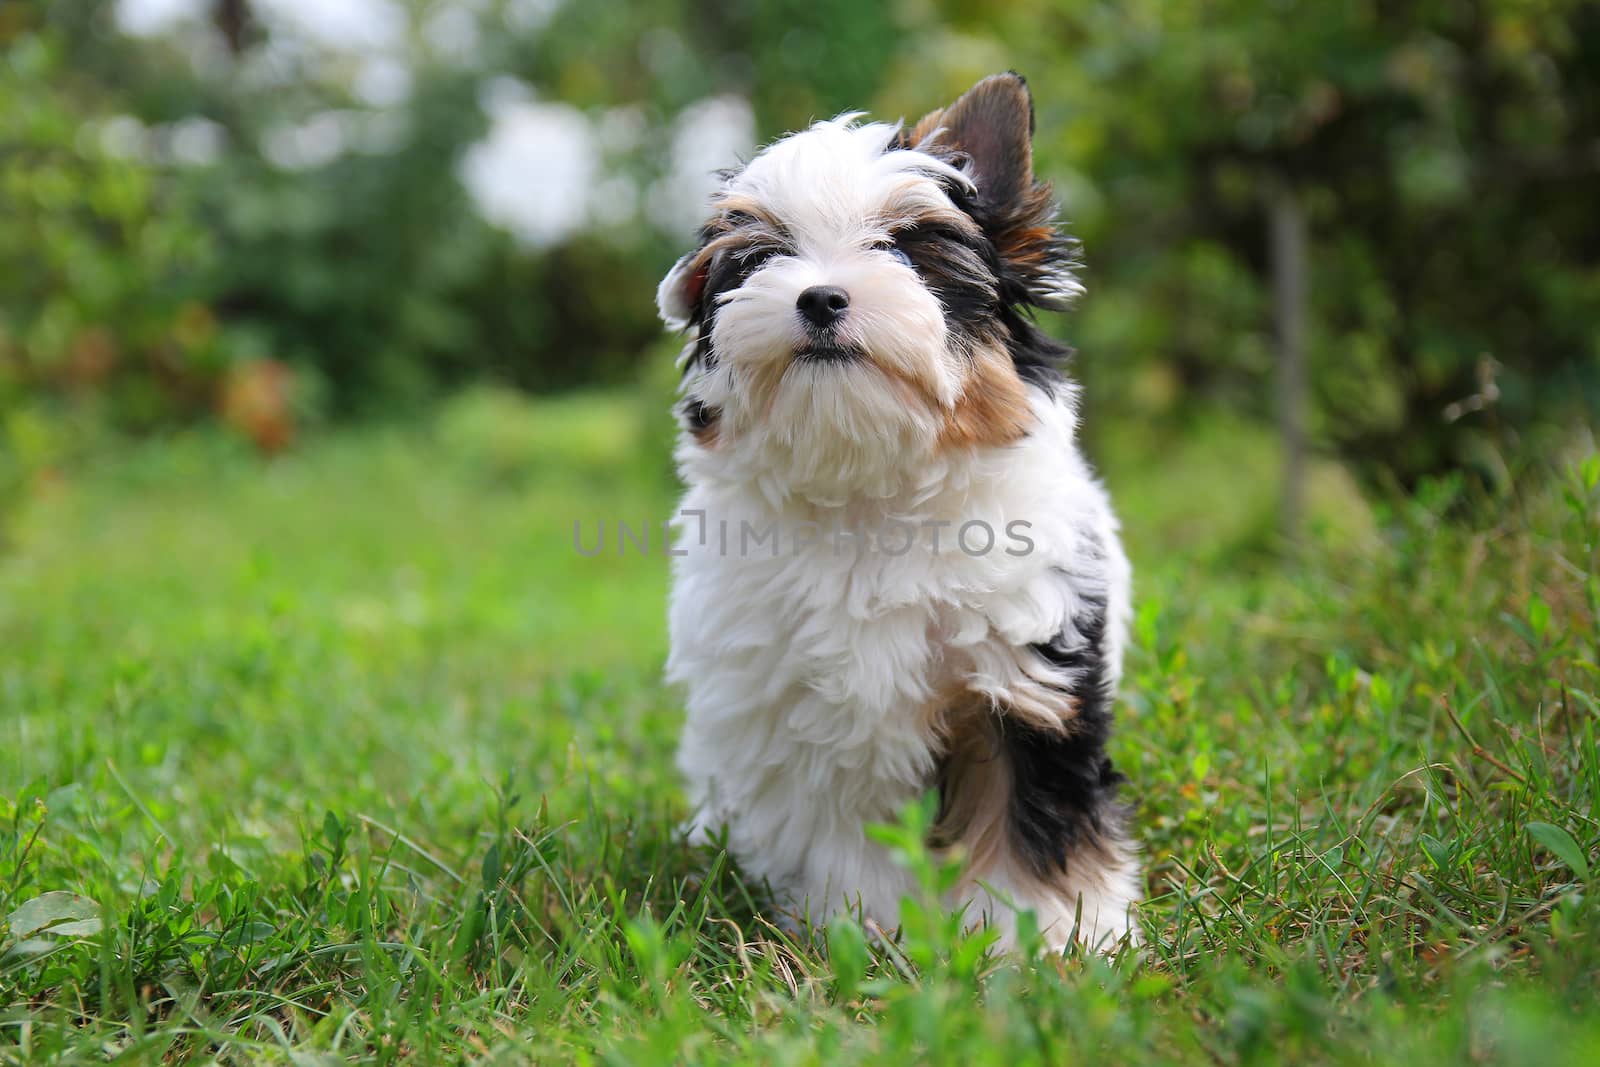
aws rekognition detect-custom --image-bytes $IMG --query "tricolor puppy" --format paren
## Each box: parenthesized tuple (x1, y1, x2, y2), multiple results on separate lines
(658, 73, 1139, 952)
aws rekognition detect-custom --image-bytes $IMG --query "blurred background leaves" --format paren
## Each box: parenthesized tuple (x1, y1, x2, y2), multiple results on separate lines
(1, 0, 1596, 515)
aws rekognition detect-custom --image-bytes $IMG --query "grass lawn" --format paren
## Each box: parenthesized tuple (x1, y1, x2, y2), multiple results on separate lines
(2, 391, 1598, 1064)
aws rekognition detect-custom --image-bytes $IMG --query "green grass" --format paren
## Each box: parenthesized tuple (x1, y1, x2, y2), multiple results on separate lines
(2, 391, 1598, 1064)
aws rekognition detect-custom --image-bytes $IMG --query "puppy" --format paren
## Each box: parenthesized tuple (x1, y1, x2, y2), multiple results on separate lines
(657, 73, 1138, 952)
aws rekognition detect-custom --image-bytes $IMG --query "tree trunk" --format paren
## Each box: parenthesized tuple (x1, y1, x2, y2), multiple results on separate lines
(1270, 177, 1308, 543)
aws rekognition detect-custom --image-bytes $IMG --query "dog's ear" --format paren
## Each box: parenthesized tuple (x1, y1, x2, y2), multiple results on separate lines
(914, 72, 1081, 310)
(657, 244, 711, 331)
(922, 72, 1035, 211)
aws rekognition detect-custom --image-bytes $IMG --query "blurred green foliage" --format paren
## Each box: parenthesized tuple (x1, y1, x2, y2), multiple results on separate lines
(984, 0, 1600, 479)
(1, 0, 1596, 489)
(0, 28, 223, 476)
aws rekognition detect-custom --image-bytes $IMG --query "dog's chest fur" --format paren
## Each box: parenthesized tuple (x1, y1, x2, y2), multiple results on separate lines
(668, 393, 1123, 869)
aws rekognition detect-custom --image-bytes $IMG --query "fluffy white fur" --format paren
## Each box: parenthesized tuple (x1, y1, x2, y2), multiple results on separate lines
(661, 113, 1139, 952)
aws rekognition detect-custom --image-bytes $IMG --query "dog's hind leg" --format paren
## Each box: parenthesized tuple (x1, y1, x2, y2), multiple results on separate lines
(934, 596, 1142, 953)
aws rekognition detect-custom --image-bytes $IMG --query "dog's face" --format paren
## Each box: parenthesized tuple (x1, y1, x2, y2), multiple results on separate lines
(660, 73, 1080, 498)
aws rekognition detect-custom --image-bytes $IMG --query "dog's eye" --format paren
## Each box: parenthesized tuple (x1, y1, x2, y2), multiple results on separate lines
(874, 241, 914, 268)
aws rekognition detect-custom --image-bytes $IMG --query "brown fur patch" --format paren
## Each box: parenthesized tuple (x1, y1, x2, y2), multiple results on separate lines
(938, 345, 1035, 450)
(860, 341, 1033, 453)
(906, 107, 947, 147)
(929, 701, 1011, 873)
(706, 194, 786, 236)
(997, 218, 1061, 268)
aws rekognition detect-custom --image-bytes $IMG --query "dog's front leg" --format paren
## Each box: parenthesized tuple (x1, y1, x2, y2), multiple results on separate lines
(682, 742, 923, 935)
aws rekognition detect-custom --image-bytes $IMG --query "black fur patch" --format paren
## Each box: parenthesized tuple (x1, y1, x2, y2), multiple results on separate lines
(1001, 310, 1074, 394)
(1003, 590, 1129, 880)
(682, 216, 784, 375)
(687, 239, 741, 373)
(891, 222, 999, 347)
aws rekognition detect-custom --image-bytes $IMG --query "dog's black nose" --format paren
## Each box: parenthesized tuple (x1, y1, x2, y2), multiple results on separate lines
(796, 286, 850, 328)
